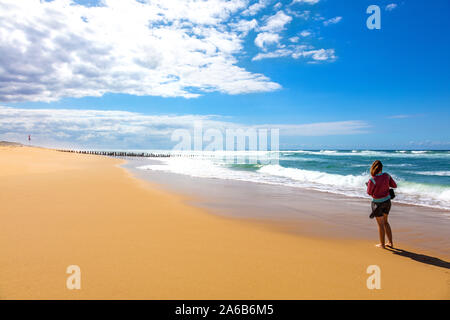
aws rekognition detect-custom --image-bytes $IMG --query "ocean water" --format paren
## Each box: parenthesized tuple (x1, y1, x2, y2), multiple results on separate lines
(136, 150, 450, 211)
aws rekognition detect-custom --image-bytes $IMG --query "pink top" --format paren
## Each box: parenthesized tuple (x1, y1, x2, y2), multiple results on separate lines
(367, 172, 397, 202)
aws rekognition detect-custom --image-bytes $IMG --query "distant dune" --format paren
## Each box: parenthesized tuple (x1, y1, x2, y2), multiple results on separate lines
(0, 141, 22, 147)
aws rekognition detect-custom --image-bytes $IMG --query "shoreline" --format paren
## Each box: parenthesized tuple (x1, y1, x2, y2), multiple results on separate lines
(0, 146, 448, 299)
(124, 158, 450, 258)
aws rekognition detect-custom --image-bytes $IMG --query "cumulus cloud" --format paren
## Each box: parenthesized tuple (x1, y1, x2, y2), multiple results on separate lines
(0, 0, 283, 102)
(242, 0, 273, 16)
(254, 32, 281, 49)
(251, 7, 334, 62)
(229, 19, 259, 35)
(323, 16, 343, 26)
(259, 10, 293, 33)
(0, 0, 341, 102)
(0, 106, 369, 148)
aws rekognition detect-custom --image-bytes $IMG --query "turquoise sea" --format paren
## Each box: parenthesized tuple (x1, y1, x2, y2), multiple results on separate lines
(137, 150, 450, 211)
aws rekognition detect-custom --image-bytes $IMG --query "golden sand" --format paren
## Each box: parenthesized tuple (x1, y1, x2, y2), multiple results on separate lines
(0, 146, 448, 299)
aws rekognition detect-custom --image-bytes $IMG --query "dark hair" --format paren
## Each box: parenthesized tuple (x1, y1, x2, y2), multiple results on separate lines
(370, 160, 383, 176)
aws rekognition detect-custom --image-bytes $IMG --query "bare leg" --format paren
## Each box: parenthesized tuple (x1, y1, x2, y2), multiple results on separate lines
(384, 214, 393, 247)
(375, 216, 385, 248)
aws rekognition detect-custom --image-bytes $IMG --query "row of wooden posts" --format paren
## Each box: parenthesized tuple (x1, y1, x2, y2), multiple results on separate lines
(56, 149, 171, 158)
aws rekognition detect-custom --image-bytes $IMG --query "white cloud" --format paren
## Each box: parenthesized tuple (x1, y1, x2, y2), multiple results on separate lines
(287, 9, 312, 20)
(253, 46, 335, 62)
(259, 10, 293, 33)
(300, 30, 312, 37)
(0, 106, 223, 148)
(242, 0, 273, 16)
(385, 3, 398, 11)
(253, 48, 293, 61)
(0, 0, 282, 102)
(291, 0, 320, 5)
(273, 2, 283, 10)
(0, 0, 343, 102)
(229, 19, 258, 35)
(0, 106, 369, 148)
(297, 49, 336, 61)
(254, 32, 281, 49)
(323, 16, 343, 26)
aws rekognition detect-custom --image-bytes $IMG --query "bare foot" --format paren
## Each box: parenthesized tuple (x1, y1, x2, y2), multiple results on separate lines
(386, 243, 393, 248)
(375, 244, 385, 249)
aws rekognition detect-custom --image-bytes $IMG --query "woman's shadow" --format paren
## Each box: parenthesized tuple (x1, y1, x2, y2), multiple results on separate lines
(386, 247, 450, 269)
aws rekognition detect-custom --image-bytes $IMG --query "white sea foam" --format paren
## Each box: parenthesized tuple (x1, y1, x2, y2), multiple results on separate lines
(398, 182, 450, 209)
(259, 164, 368, 189)
(137, 157, 450, 211)
(389, 163, 414, 167)
(412, 171, 450, 176)
(279, 150, 449, 158)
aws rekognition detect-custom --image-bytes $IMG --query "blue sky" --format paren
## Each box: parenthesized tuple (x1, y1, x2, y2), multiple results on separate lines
(0, 0, 449, 150)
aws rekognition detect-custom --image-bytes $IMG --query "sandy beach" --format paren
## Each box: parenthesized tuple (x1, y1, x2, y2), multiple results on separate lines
(0, 145, 448, 299)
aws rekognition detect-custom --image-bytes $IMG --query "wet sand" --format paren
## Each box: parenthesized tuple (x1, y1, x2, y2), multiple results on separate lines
(0, 146, 448, 299)
(125, 158, 450, 257)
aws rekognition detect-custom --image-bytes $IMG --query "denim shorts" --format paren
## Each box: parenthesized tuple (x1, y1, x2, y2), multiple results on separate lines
(371, 199, 392, 218)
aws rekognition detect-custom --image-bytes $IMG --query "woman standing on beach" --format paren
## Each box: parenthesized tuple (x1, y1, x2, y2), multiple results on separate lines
(367, 160, 397, 249)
